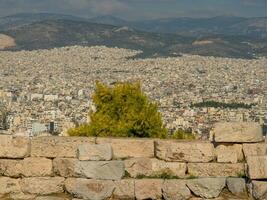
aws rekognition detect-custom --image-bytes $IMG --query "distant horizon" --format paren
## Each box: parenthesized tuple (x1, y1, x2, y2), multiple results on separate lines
(0, 0, 267, 20)
(1, 12, 267, 21)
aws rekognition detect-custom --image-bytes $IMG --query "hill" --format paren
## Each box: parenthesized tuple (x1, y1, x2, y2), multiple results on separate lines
(0, 13, 86, 31)
(1, 19, 267, 58)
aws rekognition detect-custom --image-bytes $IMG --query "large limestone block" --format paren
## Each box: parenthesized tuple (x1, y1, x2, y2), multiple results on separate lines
(135, 179, 163, 200)
(162, 180, 191, 200)
(22, 158, 53, 177)
(226, 178, 247, 197)
(252, 181, 267, 200)
(31, 136, 96, 158)
(0, 159, 22, 177)
(96, 138, 154, 158)
(0, 135, 30, 158)
(214, 122, 263, 143)
(113, 179, 135, 199)
(0, 177, 20, 194)
(20, 177, 65, 195)
(65, 178, 114, 200)
(246, 156, 267, 179)
(78, 144, 113, 161)
(187, 163, 245, 177)
(0, 157, 52, 177)
(53, 158, 77, 177)
(76, 161, 125, 180)
(186, 178, 226, 199)
(155, 140, 215, 162)
(243, 143, 267, 158)
(124, 158, 186, 178)
(53, 158, 124, 180)
(215, 144, 244, 163)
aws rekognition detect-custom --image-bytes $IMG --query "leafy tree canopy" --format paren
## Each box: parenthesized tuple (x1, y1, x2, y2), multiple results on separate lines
(68, 81, 168, 138)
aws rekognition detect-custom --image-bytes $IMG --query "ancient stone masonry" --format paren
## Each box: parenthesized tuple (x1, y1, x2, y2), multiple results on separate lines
(0, 122, 266, 200)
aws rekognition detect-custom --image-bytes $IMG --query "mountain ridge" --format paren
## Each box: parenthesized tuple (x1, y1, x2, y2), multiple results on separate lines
(1, 19, 267, 59)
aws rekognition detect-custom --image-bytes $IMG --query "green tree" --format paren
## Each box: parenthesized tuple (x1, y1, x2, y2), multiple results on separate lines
(68, 81, 167, 138)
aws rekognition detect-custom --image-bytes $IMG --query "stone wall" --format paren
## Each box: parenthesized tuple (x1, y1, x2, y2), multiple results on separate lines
(0, 122, 266, 200)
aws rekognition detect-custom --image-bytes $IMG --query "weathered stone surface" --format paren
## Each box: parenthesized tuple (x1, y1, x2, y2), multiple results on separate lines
(226, 178, 247, 196)
(9, 193, 36, 200)
(0, 158, 52, 177)
(215, 144, 244, 163)
(0, 177, 20, 194)
(53, 158, 124, 180)
(0, 159, 22, 177)
(20, 177, 65, 195)
(246, 156, 267, 179)
(97, 138, 154, 158)
(31, 136, 96, 158)
(124, 158, 186, 178)
(76, 161, 125, 180)
(162, 180, 191, 200)
(135, 179, 163, 200)
(0, 135, 30, 158)
(23, 158, 53, 177)
(186, 178, 226, 199)
(187, 163, 245, 177)
(252, 181, 267, 200)
(214, 122, 263, 143)
(113, 179, 135, 199)
(155, 140, 215, 162)
(53, 158, 77, 177)
(78, 144, 113, 161)
(243, 143, 267, 158)
(65, 178, 114, 200)
(35, 196, 70, 200)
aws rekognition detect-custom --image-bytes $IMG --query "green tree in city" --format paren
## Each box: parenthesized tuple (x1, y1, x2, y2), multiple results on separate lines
(68, 81, 167, 138)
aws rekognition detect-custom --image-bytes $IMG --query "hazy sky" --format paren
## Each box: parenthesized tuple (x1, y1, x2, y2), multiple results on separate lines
(0, 0, 267, 20)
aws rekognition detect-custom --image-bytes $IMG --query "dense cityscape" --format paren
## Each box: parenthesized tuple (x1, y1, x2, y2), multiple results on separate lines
(0, 46, 266, 138)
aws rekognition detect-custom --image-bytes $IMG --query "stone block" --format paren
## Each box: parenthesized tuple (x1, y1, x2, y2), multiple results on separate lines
(246, 156, 267, 179)
(215, 144, 244, 163)
(65, 178, 114, 200)
(252, 181, 267, 200)
(155, 140, 215, 162)
(0, 177, 20, 194)
(0, 135, 30, 158)
(53, 158, 124, 180)
(187, 163, 245, 177)
(22, 158, 53, 177)
(0, 157, 52, 177)
(226, 178, 247, 196)
(214, 122, 263, 143)
(113, 179, 135, 199)
(31, 136, 96, 158)
(78, 144, 113, 161)
(76, 160, 125, 180)
(186, 178, 226, 199)
(96, 138, 154, 158)
(53, 158, 77, 177)
(243, 143, 267, 158)
(124, 158, 186, 178)
(135, 179, 163, 200)
(162, 180, 191, 200)
(20, 177, 65, 195)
